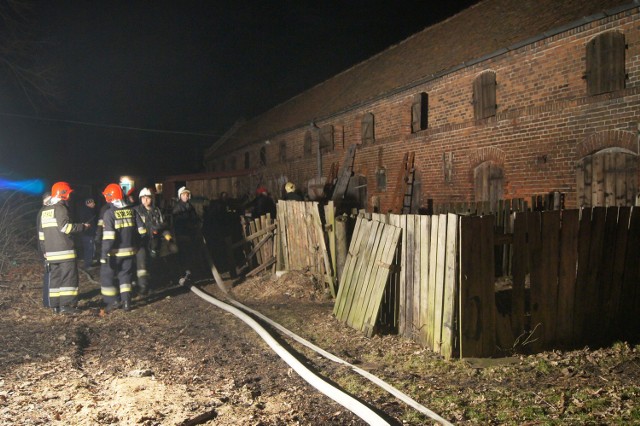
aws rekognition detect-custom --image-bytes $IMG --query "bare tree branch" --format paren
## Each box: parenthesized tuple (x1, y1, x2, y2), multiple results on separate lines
(0, 0, 60, 111)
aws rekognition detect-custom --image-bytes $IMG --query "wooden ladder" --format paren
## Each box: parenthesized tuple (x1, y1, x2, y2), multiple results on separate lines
(392, 152, 416, 214)
(331, 144, 357, 206)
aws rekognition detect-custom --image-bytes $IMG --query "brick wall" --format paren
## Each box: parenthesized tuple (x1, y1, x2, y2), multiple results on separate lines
(212, 9, 640, 211)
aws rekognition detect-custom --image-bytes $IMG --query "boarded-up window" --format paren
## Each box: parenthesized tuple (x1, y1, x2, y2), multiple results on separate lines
(304, 131, 312, 157)
(411, 93, 428, 133)
(319, 125, 334, 152)
(473, 71, 497, 120)
(279, 141, 287, 162)
(259, 147, 267, 166)
(474, 161, 503, 210)
(586, 31, 626, 96)
(244, 152, 250, 169)
(576, 149, 637, 207)
(362, 112, 375, 144)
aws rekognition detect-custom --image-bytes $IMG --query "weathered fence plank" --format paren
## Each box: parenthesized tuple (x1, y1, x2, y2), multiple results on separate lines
(426, 215, 439, 349)
(459, 215, 495, 358)
(510, 212, 528, 348)
(620, 207, 640, 339)
(540, 210, 560, 348)
(609, 207, 631, 335)
(556, 209, 579, 344)
(433, 214, 448, 353)
(441, 213, 458, 359)
(419, 215, 431, 346)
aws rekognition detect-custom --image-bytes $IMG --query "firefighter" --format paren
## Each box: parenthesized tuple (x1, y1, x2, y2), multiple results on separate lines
(36, 182, 90, 314)
(283, 181, 303, 201)
(133, 187, 172, 295)
(99, 183, 147, 312)
(172, 186, 206, 279)
(38, 191, 52, 309)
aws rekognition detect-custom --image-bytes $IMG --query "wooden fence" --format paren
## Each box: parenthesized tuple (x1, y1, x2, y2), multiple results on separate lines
(276, 201, 333, 292)
(333, 218, 401, 337)
(237, 214, 276, 277)
(331, 206, 640, 359)
(486, 206, 640, 356)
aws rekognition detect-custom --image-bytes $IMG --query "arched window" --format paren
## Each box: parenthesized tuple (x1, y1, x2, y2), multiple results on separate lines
(577, 148, 638, 207)
(473, 71, 496, 120)
(474, 161, 503, 210)
(586, 31, 626, 96)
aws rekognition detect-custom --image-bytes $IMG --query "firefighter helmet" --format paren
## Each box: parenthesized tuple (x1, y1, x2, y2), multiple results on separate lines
(102, 183, 124, 203)
(51, 182, 73, 201)
(177, 186, 191, 198)
(285, 182, 295, 193)
(139, 187, 153, 198)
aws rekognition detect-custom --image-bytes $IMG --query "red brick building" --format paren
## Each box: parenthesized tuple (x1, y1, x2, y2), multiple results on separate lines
(204, 0, 639, 212)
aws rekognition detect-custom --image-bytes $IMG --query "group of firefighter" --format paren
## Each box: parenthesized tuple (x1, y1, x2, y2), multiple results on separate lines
(37, 181, 202, 314)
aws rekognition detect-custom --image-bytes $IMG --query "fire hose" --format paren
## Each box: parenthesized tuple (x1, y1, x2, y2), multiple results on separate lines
(180, 242, 454, 425)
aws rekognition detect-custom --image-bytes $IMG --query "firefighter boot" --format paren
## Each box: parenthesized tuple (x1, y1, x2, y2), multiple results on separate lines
(60, 305, 80, 315)
(122, 294, 132, 312)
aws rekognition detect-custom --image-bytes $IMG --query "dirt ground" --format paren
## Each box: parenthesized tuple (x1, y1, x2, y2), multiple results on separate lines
(1, 258, 639, 425)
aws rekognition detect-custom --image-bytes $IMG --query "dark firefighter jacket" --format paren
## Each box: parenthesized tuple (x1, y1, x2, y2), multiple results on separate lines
(37, 202, 85, 262)
(172, 200, 200, 238)
(100, 204, 147, 259)
(134, 204, 169, 237)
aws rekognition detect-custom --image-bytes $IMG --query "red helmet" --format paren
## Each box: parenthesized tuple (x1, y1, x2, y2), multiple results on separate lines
(51, 182, 73, 201)
(102, 183, 124, 203)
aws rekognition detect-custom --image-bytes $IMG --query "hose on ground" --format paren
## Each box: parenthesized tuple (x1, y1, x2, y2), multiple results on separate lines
(188, 284, 391, 425)
(197, 242, 453, 425)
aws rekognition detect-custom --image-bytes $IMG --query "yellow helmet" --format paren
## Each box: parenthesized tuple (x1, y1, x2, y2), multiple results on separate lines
(285, 182, 295, 193)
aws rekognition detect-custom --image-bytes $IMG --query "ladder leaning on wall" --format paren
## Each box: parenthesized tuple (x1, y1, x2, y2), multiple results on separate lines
(391, 152, 416, 214)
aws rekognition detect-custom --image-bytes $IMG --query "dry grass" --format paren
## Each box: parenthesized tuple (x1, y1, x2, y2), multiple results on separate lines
(0, 191, 40, 276)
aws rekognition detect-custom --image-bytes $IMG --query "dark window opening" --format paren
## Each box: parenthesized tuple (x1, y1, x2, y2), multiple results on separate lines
(259, 147, 267, 166)
(411, 93, 428, 133)
(244, 152, 250, 169)
(279, 141, 287, 162)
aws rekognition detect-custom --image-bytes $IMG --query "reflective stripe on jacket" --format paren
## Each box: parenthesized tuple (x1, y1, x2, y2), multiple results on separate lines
(101, 205, 147, 258)
(37, 202, 84, 263)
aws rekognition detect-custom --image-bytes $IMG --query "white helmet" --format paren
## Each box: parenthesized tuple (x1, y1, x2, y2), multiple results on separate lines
(139, 187, 153, 198)
(177, 186, 191, 198)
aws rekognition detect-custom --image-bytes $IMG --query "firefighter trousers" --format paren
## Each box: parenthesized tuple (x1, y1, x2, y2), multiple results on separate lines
(100, 256, 135, 306)
(48, 260, 79, 309)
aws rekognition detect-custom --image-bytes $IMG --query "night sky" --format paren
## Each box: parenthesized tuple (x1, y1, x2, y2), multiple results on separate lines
(0, 0, 479, 185)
